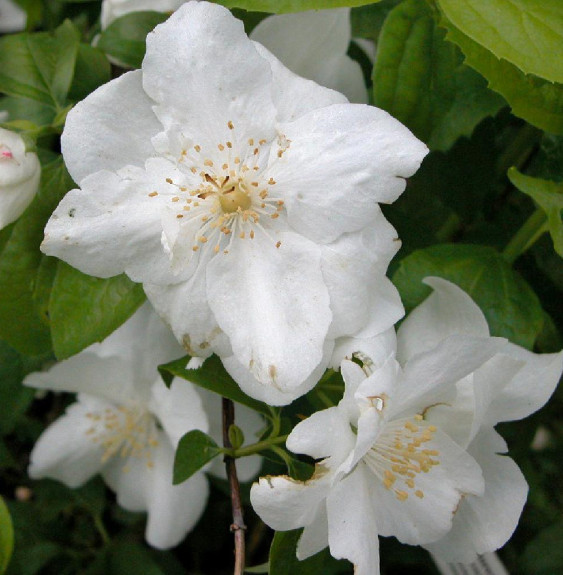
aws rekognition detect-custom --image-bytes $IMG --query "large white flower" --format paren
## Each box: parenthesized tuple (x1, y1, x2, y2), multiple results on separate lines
(43, 1, 427, 405)
(0, 0, 26, 33)
(25, 303, 263, 549)
(251, 278, 562, 574)
(0, 127, 40, 230)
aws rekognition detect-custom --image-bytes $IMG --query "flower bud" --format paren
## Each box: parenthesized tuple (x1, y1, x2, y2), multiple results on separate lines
(228, 424, 245, 450)
(0, 128, 40, 230)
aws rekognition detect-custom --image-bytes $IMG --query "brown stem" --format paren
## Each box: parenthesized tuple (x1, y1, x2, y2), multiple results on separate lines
(222, 398, 246, 575)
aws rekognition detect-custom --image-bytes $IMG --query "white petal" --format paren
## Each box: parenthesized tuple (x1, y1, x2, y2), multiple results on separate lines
(102, 451, 150, 512)
(330, 328, 397, 370)
(296, 503, 329, 560)
(143, 2, 277, 151)
(326, 467, 380, 575)
(221, 338, 333, 406)
(42, 169, 178, 283)
(149, 378, 209, 448)
(250, 471, 331, 532)
(145, 438, 209, 549)
(0, 165, 40, 230)
(397, 277, 490, 364)
(252, 42, 348, 123)
(61, 71, 161, 184)
(28, 399, 106, 487)
(0, 0, 26, 32)
(206, 230, 331, 392)
(370, 426, 484, 545)
(425, 428, 528, 563)
(250, 9, 367, 104)
(287, 406, 355, 465)
(393, 334, 507, 419)
(269, 103, 428, 244)
(485, 344, 563, 425)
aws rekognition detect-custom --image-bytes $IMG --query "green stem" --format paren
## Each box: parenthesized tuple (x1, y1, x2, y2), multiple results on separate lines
(92, 514, 110, 546)
(502, 208, 547, 264)
(229, 434, 289, 458)
(496, 124, 541, 178)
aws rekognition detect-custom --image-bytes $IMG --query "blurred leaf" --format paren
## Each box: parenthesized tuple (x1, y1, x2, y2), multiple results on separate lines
(216, 1, 382, 13)
(109, 541, 165, 575)
(508, 168, 563, 257)
(530, 133, 563, 183)
(439, 14, 563, 134)
(0, 20, 79, 109)
(0, 497, 13, 575)
(392, 244, 544, 349)
(245, 563, 269, 573)
(97, 11, 169, 69)
(0, 157, 72, 356)
(437, 0, 563, 83)
(68, 44, 111, 102)
(159, 354, 271, 416)
(374, 0, 504, 151)
(522, 520, 563, 574)
(49, 261, 145, 360)
(173, 430, 221, 485)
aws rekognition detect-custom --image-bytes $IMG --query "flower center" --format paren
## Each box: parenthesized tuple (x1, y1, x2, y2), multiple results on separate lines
(218, 183, 252, 213)
(85, 403, 159, 470)
(362, 414, 440, 501)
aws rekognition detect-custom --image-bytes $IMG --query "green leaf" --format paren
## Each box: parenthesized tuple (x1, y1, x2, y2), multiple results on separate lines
(523, 520, 563, 574)
(215, 0, 381, 13)
(109, 542, 165, 575)
(437, 0, 563, 83)
(269, 530, 335, 575)
(0, 20, 80, 109)
(173, 430, 221, 485)
(374, 0, 504, 151)
(0, 496, 14, 574)
(97, 11, 169, 69)
(508, 168, 563, 257)
(68, 44, 111, 102)
(159, 354, 271, 416)
(439, 14, 563, 134)
(351, 1, 402, 43)
(392, 244, 544, 349)
(49, 261, 145, 360)
(0, 157, 73, 356)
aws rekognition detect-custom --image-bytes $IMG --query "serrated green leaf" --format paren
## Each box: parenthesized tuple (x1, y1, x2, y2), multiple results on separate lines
(0, 20, 80, 109)
(159, 354, 271, 416)
(508, 168, 563, 257)
(373, 0, 504, 151)
(439, 14, 563, 134)
(0, 157, 72, 356)
(173, 430, 221, 484)
(49, 261, 145, 360)
(215, 0, 381, 13)
(437, 0, 563, 83)
(0, 496, 13, 574)
(392, 244, 544, 349)
(97, 11, 169, 69)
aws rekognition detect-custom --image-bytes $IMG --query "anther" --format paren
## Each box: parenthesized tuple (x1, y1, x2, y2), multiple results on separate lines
(148, 191, 158, 197)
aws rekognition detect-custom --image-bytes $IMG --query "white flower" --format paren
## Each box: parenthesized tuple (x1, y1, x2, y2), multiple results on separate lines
(250, 278, 563, 574)
(100, 0, 183, 29)
(250, 9, 368, 103)
(25, 303, 263, 549)
(43, 1, 427, 405)
(0, 127, 40, 230)
(0, 0, 26, 33)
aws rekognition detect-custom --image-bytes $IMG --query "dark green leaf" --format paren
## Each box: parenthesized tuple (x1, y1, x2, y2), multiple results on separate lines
(508, 168, 563, 257)
(439, 14, 563, 134)
(0, 157, 73, 356)
(68, 44, 111, 102)
(0, 21, 80, 108)
(173, 429, 221, 484)
(109, 542, 165, 575)
(522, 520, 563, 574)
(350, 1, 401, 43)
(216, 0, 381, 13)
(97, 11, 169, 69)
(159, 354, 271, 416)
(374, 0, 504, 151)
(437, 0, 563, 83)
(0, 496, 13, 575)
(392, 244, 544, 349)
(49, 262, 145, 360)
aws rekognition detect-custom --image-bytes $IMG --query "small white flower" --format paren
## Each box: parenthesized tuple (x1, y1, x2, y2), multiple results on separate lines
(43, 1, 427, 404)
(25, 303, 262, 549)
(251, 278, 563, 573)
(0, 127, 40, 230)
(0, 0, 26, 33)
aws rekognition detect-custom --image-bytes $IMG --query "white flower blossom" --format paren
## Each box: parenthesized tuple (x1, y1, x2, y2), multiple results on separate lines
(0, 0, 26, 33)
(251, 278, 563, 574)
(0, 127, 40, 230)
(43, 1, 427, 405)
(25, 303, 262, 549)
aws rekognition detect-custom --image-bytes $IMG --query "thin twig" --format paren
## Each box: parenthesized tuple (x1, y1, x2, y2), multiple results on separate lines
(222, 398, 246, 575)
